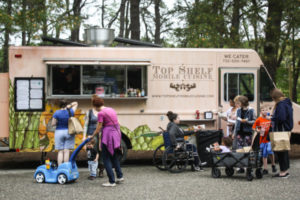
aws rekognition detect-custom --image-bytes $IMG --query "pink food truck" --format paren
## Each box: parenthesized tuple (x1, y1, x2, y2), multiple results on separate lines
(1, 28, 299, 161)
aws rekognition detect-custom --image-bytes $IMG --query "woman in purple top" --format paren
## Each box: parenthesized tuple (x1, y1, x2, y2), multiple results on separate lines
(51, 100, 78, 166)
(89, 96, 123, 187)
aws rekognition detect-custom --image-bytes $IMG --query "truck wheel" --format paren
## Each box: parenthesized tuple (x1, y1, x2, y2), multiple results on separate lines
(117, 139, 128, 164)
(35, 172, 45, 183)
(57, 174, 67, 184)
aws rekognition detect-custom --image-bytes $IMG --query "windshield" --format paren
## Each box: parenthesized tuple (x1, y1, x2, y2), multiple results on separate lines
(260, 67, 275, 101)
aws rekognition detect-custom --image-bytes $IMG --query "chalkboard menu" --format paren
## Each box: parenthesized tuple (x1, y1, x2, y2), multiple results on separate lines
(14, 78, 45, 111)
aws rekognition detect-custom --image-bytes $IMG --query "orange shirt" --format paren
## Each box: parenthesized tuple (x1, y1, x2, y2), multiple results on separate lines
(252, 117, 271, 144)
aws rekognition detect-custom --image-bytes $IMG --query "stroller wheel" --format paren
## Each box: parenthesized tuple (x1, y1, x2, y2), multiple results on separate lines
(246, 168, 254, 181)
(255, 168, 263, 179)
(211, 167, 221, 178)
(225, 167, 234, 177)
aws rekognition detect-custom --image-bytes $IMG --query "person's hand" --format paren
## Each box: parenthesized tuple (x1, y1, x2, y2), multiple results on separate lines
(241, 119, 247, 123)
(94, 159, 97, 162)
(231, 135, 235, 140)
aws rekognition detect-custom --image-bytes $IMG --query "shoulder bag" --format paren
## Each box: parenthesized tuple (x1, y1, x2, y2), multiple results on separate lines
(68, 109, 83, 135)
(269, 125, 291, 151)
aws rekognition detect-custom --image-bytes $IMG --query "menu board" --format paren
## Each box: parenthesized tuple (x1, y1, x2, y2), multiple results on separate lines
(14, 78, 45, 111)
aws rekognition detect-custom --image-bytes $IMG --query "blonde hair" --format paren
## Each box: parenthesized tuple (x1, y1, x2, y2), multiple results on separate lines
(233, 95, 241, 103)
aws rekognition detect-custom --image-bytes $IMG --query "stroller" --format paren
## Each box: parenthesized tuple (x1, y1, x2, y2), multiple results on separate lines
(210, 133, 262, 181)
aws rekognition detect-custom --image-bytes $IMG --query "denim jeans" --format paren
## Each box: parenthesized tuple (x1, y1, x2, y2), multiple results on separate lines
(88, 161, 98, 177)
(102, 144, 123, 183)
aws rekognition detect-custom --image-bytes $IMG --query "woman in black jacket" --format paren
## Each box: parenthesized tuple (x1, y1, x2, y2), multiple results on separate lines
(271, 89, 293, 178)
(166, 111, 206, 171)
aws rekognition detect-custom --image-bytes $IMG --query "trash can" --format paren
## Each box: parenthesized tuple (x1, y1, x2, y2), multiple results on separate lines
(196, 130, 223, 166)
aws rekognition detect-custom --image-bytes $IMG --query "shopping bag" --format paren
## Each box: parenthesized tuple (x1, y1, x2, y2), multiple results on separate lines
(67, 109, 83, 135)
(269, 131, 291, 151)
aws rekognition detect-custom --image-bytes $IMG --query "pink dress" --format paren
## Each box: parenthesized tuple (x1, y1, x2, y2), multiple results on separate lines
(98, 107, 121, 156)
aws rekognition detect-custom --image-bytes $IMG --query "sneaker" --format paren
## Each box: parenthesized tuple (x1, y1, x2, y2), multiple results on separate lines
(194, 166, 204, 172)
(200, 162, 207, 167)
(88, 176, 95, 180)
(272, 165, 277, 173)
(237, 168, 245, 173)
(116, 177, 124, 183)
(102, 182, 116, 187)
(263, 169, 268, 175)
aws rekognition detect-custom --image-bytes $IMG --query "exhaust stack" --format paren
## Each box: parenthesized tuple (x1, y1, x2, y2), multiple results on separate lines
(84, 26, 115, 47)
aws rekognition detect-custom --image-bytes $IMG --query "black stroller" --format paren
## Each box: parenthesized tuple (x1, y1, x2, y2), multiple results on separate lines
(210, 133, 262, 181)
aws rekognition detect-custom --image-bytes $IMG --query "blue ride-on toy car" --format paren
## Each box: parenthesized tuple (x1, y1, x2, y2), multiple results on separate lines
(34, 138, 90, 184)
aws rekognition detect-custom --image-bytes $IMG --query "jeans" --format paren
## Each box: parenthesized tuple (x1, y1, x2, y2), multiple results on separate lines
(102, 144, 123, 183)
(88, 161, 98, 177)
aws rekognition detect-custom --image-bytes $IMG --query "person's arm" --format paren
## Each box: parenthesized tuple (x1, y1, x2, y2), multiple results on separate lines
(246, 110, 256, 125)
(67, 101, 78, 113)
(168, 125, 178, 147)
(51, 112, 58, 126)
(90, 122, 103, 138)
(94, 152, 99, 162)
(51, 118, 57, 126)
(83, 111, 89, 141)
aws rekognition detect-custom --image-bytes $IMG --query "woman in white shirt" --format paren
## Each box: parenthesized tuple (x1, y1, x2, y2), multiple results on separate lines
(224, 95, 240, 137)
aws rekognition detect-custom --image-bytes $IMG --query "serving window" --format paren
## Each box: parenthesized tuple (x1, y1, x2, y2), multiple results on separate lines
(47, 64, 147, 98)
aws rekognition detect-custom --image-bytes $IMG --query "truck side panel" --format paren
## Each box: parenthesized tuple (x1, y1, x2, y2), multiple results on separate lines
(0, 73, 9, 138)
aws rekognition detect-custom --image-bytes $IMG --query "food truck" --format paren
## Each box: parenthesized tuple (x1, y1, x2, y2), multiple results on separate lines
(1, 29, 300, 160)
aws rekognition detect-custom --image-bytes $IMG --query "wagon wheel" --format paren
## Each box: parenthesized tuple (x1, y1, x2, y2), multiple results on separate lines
(225, 167, 234, 177)
(163, 146, 188, 173)
(246, 168, 254, 181)
(35, 172, 45, 183)
(57, 174, 68, 185)
(153, 144, 167, 171)
(255, 168, 263, 179)
(211, 167, 221, 178)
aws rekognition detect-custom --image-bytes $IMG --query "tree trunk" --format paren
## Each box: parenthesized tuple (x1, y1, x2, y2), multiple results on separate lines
(130, 0, 141, 40)
(125, 0, 130, 38)
(70, 0, 83, 42)
(21, 0, 27, 45)
(263, 0, 284, 81)
(230, 0, 241, 47)
(119, 0, 127, 37)
(2, 0, 12, 72)
(154, 0, 161, 44)
(41, 0, 48, 38)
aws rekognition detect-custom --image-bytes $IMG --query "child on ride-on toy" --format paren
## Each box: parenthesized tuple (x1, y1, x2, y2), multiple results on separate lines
(252, 106, 277, 175)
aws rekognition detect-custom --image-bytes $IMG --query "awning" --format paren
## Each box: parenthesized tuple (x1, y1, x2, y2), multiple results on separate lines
(43, 58, 151, 66)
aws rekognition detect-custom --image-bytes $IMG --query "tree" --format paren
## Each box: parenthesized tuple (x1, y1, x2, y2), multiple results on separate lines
(130, 0, 140, 40)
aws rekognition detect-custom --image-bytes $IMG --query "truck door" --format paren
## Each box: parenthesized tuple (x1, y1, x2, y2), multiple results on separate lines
(219, 68, 259, 134)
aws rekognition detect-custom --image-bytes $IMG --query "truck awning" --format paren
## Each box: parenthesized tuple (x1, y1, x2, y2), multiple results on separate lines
(43, 58, 151, 66)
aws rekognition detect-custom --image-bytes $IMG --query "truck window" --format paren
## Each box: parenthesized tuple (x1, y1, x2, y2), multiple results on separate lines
(48, 65, 147, 97)
(260, 67, 275, 101)
(52, 65, 80, 95)
(224, 73, 255, 101)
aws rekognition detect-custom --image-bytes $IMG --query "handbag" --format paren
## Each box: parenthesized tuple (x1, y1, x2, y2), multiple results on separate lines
(67, 109, 83, 135)
(102, 111, 123, 155)
(269, 125, 291, 151)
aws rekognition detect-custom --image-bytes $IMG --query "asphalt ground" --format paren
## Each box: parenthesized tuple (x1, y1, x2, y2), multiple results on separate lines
(0, 152, 300, 200)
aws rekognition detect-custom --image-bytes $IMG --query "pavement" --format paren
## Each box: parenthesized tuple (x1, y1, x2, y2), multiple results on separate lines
(1, 156, 300, 200)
